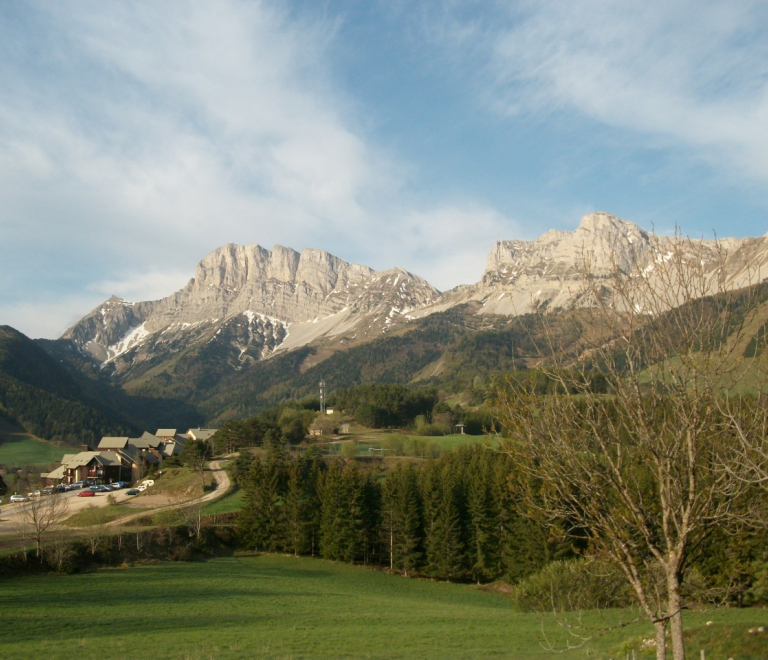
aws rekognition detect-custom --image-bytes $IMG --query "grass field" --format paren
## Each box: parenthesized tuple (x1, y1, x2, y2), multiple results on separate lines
(0, 435, 66, 467)
(1, 554, 766, 660)
(64, 503, 149, 527)
(203, 487, 244, 515)
(332, 431, 498, 458)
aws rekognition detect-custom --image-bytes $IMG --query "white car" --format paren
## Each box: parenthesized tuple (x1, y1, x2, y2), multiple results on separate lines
(141, 479, 155, 487)
(137, 484, 148, 492)
(10, 494, 30, 503)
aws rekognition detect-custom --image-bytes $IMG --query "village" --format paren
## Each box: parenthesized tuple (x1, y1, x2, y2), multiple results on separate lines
(39, 428, 218, 489)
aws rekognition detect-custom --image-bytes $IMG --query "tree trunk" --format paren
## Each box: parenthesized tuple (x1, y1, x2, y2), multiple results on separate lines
(654, 621, 667, 660)
(668, 571, 686, 660)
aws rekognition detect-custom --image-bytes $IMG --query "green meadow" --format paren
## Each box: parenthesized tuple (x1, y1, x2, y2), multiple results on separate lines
(0, 435, 66, 467)
(1, 554, 766, 660)
(203, 487, 244, 515)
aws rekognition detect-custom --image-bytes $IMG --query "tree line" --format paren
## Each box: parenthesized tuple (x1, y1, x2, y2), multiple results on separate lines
(236, 442, 571, 583)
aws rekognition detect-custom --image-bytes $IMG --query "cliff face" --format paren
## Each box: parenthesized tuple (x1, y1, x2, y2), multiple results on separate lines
(426, 212, 768, 317)
(62, 244, 440, 375)
(61, 212, 768, 380)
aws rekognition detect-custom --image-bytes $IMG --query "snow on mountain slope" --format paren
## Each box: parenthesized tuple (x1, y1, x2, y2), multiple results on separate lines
(63, 245, 440, 376)
(417, 212, 768, 318)
(62, 213, 768, 378)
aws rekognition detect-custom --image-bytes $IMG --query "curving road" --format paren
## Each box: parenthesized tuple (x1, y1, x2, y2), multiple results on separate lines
(0, 459, 231, 537)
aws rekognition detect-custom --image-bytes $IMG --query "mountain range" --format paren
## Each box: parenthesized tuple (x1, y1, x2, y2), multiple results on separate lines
(60, 212, 768, 378)
(4, 211, 768, 441)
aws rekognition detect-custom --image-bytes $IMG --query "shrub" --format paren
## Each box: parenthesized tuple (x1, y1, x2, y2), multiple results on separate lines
(513, 558, 632, 612)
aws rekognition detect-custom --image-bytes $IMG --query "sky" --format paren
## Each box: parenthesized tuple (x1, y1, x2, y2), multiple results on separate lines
(1, 0, 767, 339)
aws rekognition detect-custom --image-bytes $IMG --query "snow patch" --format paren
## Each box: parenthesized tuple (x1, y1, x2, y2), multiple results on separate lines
(105, 323, 150, 363)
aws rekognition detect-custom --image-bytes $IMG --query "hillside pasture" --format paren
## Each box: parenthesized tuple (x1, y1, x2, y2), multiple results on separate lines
(329, 430, 498, 458)
(1, 554, 766, 659)
(0, 433, 65, 467)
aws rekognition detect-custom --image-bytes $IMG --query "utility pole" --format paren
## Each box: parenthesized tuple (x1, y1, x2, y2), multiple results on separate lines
(319, 379, 326, 413)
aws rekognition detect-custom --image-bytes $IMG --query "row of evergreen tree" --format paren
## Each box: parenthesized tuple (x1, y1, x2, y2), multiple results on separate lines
(237, 443, 573, 583)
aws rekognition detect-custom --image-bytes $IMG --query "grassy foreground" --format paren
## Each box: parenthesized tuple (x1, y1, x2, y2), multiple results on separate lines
(1, 554, 766, 659)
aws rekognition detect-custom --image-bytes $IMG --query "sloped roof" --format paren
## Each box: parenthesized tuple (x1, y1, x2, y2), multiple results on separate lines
(156, 429, 177, 437)
(118, 445, 162, 465)
(128, 436, 154, 449)
(187, 428, 218, 441)
(139, 431, 162, 447)
(43, 465, 67, 480)
(97, 451, 123, 467)
(64, 451, 101, 467)
(159, 442, 181, 457)
(98, 437, 130, 450)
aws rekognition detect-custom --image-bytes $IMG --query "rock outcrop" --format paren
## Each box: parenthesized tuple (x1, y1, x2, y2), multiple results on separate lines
(62, 213, 768, 379)
(63, 244, 440, 374)
(421, 212, 768, 317)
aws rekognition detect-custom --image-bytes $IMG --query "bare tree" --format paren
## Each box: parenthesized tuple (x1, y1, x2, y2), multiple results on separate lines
(170, 491, 207, 540)
(178, 500, 206, 540)
(19, 492, 70, 561)
(48, 533, 73, 572)
(495, 236, 768, 660)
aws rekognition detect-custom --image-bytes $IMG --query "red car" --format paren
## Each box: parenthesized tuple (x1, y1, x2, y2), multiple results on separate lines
(77, 490, 95, 497)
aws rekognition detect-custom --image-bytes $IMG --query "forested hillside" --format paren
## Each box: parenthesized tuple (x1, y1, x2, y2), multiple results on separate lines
(0, 326, 136, 445)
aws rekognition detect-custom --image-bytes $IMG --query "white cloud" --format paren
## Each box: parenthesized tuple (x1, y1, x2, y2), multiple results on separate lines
(485, 0, 768, 183)
(89, 269, 194, 303)
(0, 294, 107, 340)
(0, 0, 418, 337)
(386, 205, 518, 291)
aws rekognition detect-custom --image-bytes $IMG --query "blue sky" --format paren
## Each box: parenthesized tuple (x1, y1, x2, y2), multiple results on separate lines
(1, 0, 766, 338)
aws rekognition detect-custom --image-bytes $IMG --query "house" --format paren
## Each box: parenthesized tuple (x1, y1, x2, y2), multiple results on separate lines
(54, 450, 131, 485)
(41, 424, 202, 486)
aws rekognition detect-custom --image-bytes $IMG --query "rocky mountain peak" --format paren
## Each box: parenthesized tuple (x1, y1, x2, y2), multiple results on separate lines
(61, 214, 768, 379)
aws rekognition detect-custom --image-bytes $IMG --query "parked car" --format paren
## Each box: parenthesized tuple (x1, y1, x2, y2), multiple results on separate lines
(90, 485, 112, 493)
(64, 483, 79, 491)
(10, 494, 30, 503)
(126, 488, 140, 495)
(41, 486, 55, 495)
(78, 490, 95, 497)
(137, 484, 148, 492)
(110, 482, 126, 490)
(28, 490, 41, 498)
(141, 480, 155, 487)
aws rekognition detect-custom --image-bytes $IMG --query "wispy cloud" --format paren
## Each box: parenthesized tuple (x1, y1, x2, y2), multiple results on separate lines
(2, 0, 764, 338)
(483, 1, 768, 182)
(393, 205, 517, 291)
(0, 0, 512, 337)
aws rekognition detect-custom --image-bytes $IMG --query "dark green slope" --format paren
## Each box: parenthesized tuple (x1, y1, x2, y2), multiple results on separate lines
(190, 306, 564, 422)
(0, 326, 136, 445)
(36, 282, 768, 429)
(46, 304, 569, 425)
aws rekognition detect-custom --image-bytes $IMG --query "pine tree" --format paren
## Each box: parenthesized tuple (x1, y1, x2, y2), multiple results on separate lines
(464, 448, 501, 583)
(383, 464, 423, 576)
(320, 461, 366, 562)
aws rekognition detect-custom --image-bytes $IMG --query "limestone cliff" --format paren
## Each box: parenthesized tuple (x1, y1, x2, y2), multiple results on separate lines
(62, 213, 768, 380)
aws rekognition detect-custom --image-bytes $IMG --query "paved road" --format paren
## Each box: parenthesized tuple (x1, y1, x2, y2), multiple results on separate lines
(104, 458, 231, 527)
(0, 459, 232, 537)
